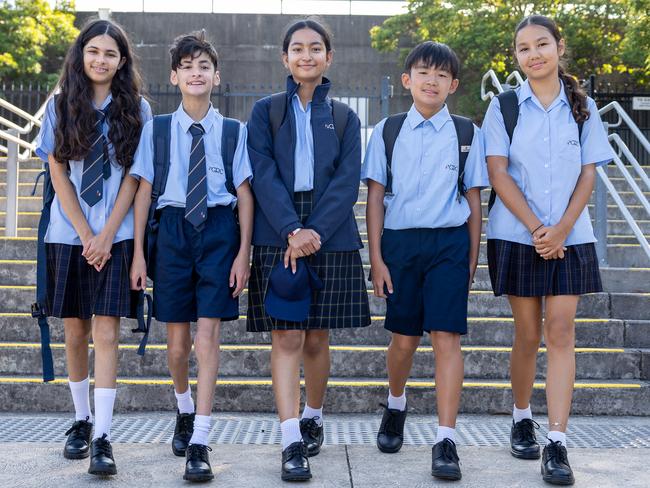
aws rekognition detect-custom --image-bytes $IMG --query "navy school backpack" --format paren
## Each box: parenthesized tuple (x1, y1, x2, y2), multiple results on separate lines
(381, 112, 474, 202)
(486, 90, 585, 213)
(144, 114, 240, 281)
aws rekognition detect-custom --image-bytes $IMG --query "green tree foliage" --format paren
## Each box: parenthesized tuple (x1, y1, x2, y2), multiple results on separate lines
(0, 0, 78, 84)
(370, 0, 650, 117)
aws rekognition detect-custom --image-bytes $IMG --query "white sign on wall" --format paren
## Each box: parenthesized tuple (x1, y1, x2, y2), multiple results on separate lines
(632, 97, 650, 110)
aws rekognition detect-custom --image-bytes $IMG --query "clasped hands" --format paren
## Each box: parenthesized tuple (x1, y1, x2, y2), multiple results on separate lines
(284, 228, 321, 273)
(532, 224, 569, 260)
(82, 231, 113, 272)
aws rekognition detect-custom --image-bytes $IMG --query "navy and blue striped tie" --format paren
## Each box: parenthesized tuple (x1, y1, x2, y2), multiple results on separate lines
(185, 123, 208, 229)
(80, 105, 111, 207)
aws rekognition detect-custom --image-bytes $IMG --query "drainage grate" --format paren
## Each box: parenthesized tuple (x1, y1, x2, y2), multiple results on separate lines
(1, 414, 649, 448)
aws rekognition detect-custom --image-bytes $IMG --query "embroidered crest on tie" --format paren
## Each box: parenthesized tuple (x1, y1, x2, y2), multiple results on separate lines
(80, 104, 111, 206)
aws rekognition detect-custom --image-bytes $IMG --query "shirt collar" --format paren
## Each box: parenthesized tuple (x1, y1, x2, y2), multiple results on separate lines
(517, 78, 570, 110)
(175, 102, 219, 134)
(405, 103, 451, 131)
(286, 75, 331, 103)
(94, 93, 113, 110)
(292, 93, 311, 113)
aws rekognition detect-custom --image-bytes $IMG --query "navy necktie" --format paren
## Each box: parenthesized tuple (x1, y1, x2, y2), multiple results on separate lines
(80, 105, 111, 207)
(185, 123, 208, 229)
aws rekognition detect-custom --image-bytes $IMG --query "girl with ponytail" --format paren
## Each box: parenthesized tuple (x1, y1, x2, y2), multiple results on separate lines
(481, 14, 614, 486)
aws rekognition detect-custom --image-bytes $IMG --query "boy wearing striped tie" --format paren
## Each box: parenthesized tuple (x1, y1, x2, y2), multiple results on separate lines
(129, 31, 254, 482)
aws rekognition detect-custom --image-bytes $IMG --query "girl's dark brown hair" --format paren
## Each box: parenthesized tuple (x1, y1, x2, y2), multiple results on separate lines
(54, 19, 144, 168)
(282, 17, 333, 53)
(515, 15, 590, 123)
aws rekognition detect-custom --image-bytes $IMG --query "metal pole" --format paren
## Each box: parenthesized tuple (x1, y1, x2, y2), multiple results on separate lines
(6, 129, 19, 237)
(591, 74, 608, 266)
(380, 76, 391, 119)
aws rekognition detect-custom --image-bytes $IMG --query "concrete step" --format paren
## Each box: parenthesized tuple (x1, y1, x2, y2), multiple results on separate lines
(0, 285, 633, 318)
(0, 314, 637, 348)
(0, 196, 43, 212)
(0, 157, 43, 170)
(0, 168, 44, 184)
(1, 376, 647, 415)
(0, 182, 43, 197)
(1, 342, 645, 381)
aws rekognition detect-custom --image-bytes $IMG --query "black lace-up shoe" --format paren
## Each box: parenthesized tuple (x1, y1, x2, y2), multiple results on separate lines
(300, 417, 324, 457)
(511, 418, 541, 459)
(172, 411, 195, 457)
(63, 417, 92, 459)
(376, 403, 407, 453)
(184, 444, 214, 482)
(88, 434, 117, 476)
(281, 441, 311, 481)
(431, 438, 461, 481)
(541, 441, 574, 485)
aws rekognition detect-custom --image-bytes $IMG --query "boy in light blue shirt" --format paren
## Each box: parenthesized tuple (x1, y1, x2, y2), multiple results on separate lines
(361, 41, 487, 481)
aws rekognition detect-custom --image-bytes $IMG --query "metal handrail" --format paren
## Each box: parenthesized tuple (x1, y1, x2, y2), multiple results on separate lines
(479, 69, 650, 265)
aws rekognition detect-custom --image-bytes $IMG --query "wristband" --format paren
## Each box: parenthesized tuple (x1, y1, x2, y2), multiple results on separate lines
(287, 228, 302, 239)
(530, 223, 544, 235)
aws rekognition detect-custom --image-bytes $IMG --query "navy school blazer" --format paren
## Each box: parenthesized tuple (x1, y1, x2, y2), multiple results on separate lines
(247, 76, 363, 252)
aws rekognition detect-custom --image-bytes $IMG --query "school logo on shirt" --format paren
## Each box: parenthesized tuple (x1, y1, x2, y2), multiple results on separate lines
(324, 123, 335, 130)
(208, 166, 224, 174)
(445, 164, 458, 172)
(568, 140, 579, 147)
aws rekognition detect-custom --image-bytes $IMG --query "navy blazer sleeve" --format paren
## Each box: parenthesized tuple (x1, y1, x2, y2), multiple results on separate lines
(247, 99, 302, 240)
(305, 108, 361, 243)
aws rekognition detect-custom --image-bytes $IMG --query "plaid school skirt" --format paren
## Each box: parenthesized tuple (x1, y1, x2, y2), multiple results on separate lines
(45, 239, 137, 319)
(487, 239, 603, 297)
(247, 191, 371, 332)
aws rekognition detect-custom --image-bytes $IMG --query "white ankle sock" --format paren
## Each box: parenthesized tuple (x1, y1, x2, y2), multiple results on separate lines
(189, 414, 211, 446)
(93, 388, 116, 441)
(69, 377, 93, 423)
(301, 405, 323, 426)
(280, 418, 303, 450)
(513, 404, 533, 423)
(175, 388, 195, 415)
(435, 425, 456, 443)
(387, 391, 406, 411)
(547, 431, 567, 447)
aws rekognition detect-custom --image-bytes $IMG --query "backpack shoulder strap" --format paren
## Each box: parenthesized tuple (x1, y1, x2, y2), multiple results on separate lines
(331, 99, 349, 144)
(382, 113, 408, 195)
(450, 114, 474, 202)
(221, 117, 240, 197)
(496, 90, 519, 144)
(269, 92, 287, 140)
(151, 114, 173, 212)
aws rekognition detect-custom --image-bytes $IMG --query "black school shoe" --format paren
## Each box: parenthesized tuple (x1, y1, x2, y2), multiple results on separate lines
(88, 434, 117, 476)
(541, 441, 575, 485)
(300, 417, 324, 457)
(172, 411, 195, 457)
(431, 438, 462, 481)
(184, 444, 214, 482)
(511, 419, 541, 459)
(281, 441, 312, 482)
(376, 403, 407, 453)
(63, 417, 93, 459)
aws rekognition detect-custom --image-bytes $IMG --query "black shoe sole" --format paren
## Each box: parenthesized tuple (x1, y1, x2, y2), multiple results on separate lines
(63, 449, 90, 460)
(431, 470, 462, 481)
(511, 447, 541, 460)
(377, 441, 403, 454)
(281, 472, 313, 482)
(88, 465, 117, 476)
(542, 468, 574, 486)
(183, 472, 215, 482)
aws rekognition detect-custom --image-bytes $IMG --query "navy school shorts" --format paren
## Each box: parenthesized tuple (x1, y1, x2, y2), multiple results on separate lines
(381, 225, 470, 336)
(153, 205, 240, 323)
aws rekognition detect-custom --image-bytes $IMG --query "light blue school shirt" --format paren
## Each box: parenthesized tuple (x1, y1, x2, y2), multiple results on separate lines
(34, 94, 153, 245)
(482, 79, 615, 246)
(129, 103, 252, 209)
(292, 94, 314, 192)
(361, 104, 489, 230)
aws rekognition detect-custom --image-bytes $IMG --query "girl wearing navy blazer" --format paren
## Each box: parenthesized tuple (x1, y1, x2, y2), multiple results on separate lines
(246, 18, 370, 482)
(482, 15, 614, 486)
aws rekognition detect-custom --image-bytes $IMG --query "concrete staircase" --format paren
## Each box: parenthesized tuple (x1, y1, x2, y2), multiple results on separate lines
(0, 157, 649, 415)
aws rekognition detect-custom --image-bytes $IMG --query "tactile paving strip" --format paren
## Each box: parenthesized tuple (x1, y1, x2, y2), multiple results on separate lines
(1, 415, 649, 448)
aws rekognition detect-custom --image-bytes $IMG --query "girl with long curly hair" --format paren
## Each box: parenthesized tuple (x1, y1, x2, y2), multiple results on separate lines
(34, 18, 151, 476)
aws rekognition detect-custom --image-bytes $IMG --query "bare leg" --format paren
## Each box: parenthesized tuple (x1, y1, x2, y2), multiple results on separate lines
(64, 318, 92, 381)
(302, 329, 330, 410)
(91, 316, 120, 388)
(271, 330, 305, 422)
(386, 333, 421, 397)
(193, 318, 221, 416)
(167, 322, 193, 395)
(430, 331, 463, 428)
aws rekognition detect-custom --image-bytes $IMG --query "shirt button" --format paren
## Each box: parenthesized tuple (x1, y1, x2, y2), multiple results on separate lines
(545, 190, 549, 194)
(544, 137, 549, 141)
(544, 164, 549, 168)
(416, 208, 421, 212)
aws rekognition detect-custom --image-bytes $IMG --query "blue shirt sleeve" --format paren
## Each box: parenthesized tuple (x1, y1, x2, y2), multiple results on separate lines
(233, 123, 253, 188)
(34, 97, 57, 162)
(580, 97, 615, 167)
(482, 97, 510, 158)
(129, 119, 154, 184)
(463, 126, 489, 190)
(360, 118, 387, 186)
(140, 97, 153, 123)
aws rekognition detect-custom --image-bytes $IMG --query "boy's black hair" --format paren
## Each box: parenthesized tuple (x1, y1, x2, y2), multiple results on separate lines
(170, 29, 218, 71)
(403, 41, 460, 79)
